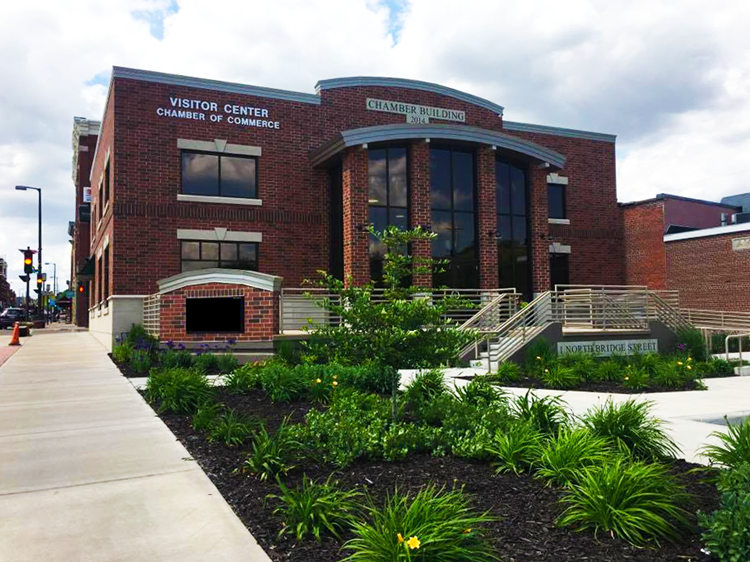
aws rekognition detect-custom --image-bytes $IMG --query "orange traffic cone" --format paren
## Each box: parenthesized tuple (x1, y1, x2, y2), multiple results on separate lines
(9, 322, 21, 346)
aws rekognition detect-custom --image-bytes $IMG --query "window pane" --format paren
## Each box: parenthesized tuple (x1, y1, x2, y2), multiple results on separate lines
(452, 151, 474, 212)
(239, 243, 257, 264)
(368, 149, 387, 206)
(496, 161, 510, 214)
(220, 243, 238, 262)
(221, 156, 256, 198)
(431, 210, 452, 259)
(181, 241, 200, 260)
(389, 208, 408, 230)
(182, 260, 217, 272)
(513, 216, 527, 246)
(430, 149, 452, 210)
(454, 212, 475, 257)
(202, 242, 219, 260)
(548, 184, 566, 219)
(388, 147, 407, 207)
(511, 166, 526, 215)
(369, 207, 388, 259)
(514, 246, 529, 297)
(498, 215, 512, 243)
(182, 153, 219, 196)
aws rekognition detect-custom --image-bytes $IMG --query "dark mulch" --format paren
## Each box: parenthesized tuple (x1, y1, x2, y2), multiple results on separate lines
(145, 388, 719, 562)
(463, 374, 714, 394)
(108, 354, 224, 378)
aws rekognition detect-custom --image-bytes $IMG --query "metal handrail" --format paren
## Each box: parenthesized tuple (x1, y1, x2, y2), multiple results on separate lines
(680, 308, 750, 331)
(726, 333, 750, 364)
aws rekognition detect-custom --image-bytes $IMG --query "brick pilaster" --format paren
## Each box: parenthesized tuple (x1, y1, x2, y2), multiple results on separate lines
(409, 141, 432, 287)
(529, 165, 550, 294)
(342, 147, 369, 287)
(477, 147, 498, 289)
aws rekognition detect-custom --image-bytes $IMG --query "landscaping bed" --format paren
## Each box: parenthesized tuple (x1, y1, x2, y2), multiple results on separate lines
(149, 386, 719, 562)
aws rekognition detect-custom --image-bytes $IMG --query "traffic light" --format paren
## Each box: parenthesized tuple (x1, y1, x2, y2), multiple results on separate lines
(19, 275, 29, 283)
(36, 274, 43, 286)
(23, 249, 34, 274)
(77, 283, 85, 294)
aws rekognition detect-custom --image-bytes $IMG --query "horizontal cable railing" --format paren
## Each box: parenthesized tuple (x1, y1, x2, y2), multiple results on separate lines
(279, 287, 515, 334)
(680, 308, 750, 332)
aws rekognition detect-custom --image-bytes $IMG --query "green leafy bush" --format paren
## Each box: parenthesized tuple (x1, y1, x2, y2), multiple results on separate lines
(270, 474, 363, 542)
(558, 458, 688, 546)
(194, 353, 219, 373)
(129, 350, 154, 374)
(583, 399, 679, 460)
(216, 353, 239, 374)
(451, 377, 503, 406)
(596, 359, 623, 382)
(160, 349, 194, 369)
(702, 358, 734, 378)
(192, 400, 223, 431)
(224, 362, 263, 394)
(701, 417, 750, 468)
(630, 352, 661, 377)
(700, 463, 750, 561)
(486, 421, 544, 475)
(125, 324, 159, 349)
(510, 390, 568, 436)
(622, 365, 650, 391)
(535, 427, 611, 488)
(245, 417, 301, 481)
(335, 363, 397, 395)
(112, 341, 133, 364)
(525, 337, 554, 374)
(208, 408, 256, 447)
(653, 362, 685, 389)
(260, 363, 306, 402)
(343, 484, 497, 562)
(145, 367, 214, 413)
(541, 363, 581, 389)
(676, 328, 708, 361)
(492, 361, 521, 383)
(404, 369, 447, 413)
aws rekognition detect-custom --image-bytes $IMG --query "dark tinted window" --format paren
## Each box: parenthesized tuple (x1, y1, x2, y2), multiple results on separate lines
(496, 159, 530, 298)
(180, 240, 258, 272)
(430, 148, 452, 210)
(548, 183, 566, 219)
(186, 297, 244, 333)
(181, 152, 256, 198)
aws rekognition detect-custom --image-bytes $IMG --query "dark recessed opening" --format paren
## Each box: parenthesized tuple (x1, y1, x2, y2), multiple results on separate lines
(186, 297, 244, 333)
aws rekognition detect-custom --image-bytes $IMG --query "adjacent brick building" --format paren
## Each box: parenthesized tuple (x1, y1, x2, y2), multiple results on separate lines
(75, 67, 622, 349)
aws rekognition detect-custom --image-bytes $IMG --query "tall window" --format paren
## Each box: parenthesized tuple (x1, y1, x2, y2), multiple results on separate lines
(103, 160, 111, 207)
(368, 147, 408, 282)
(180, 241, 258, 272)
(548, 183, 566, 219)
(181, 152, 257, 198)
(496, 160, 530, 298)
(430, 148, 478, 288)
(103, 247, 110, 303)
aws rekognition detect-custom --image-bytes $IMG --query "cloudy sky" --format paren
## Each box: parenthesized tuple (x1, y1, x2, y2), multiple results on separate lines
(2, 0, 750, 297)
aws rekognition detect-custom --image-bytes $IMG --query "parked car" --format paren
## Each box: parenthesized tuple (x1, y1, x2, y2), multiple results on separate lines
(0, 308, 25, 329)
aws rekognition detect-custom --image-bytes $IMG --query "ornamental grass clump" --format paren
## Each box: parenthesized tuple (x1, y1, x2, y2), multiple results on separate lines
(540, 363, 581, 390)
(486, 421, 544, 475)
(451, 377, 503, 406)
(208, 408, 256, 447)
(622, 364, 650, 391)
(191, 400, 223, 431)
(525, 337, 554, 375)
(492, 361, 521, 383)
(510, 390, 568, 436)
(596, 359, 623, 382)
(245, 417, 301, 481)
(582, 399, 679, 461)
(534, 427, 612, 488)
(558, 458, 688, 546)
(700, 417, 750, 468)
(269, 474, 363, 542)
(145, 366, 214, 413)
(224, 362, 263, 394)
(343, 484, 498, 562)
(259, 363, 306, 403)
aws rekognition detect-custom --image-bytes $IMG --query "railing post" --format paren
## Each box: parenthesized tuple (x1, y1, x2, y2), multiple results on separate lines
(279, 289, 285, 334)
(486, 335, 492, 372)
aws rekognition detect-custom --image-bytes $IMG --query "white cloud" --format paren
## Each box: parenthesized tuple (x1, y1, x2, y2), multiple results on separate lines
(2, 0, 750, 296)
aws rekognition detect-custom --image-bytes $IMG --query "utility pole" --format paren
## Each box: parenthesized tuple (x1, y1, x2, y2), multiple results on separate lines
(15, 186, 43, 326)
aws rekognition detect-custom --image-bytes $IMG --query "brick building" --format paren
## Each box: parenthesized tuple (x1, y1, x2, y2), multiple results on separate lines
(75, 67, 622, 350)
(621, 194, 750, 311)
(0, 258, 16, 310)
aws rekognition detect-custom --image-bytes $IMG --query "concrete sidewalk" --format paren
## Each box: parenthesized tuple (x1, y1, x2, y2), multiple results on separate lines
(0, 332, 270, 562)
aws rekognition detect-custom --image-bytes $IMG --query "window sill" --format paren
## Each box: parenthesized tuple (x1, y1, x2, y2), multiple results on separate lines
(548, 218, 570, 225)
(177, 194, 262, 206)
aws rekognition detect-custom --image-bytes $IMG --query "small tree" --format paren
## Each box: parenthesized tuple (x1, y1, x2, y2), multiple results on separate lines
(303, 226, 475, 418)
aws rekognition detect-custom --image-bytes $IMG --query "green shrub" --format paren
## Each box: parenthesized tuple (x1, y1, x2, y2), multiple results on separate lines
(160, 349, 193, 369)
(583, 399, 679, 460)
(112, 341, 133, 364)
(380, 424, 444, 461)
(194, 353, 219, 373)
(630, 352, 661, 376)
(259, 363, 306, 402)
(404, 369, 447, 412)
(558, 458, 688, 546)
(492, 361, 521, 383)
(510, 390, 568, 436)
(125, 324, 159, 349)
(653, 362, 685, 389)
(541, 363, 581, 389)
(208, 408, 256, 447)
(343, 484, 497, 562)
(535, 427, 611, 488)
(451, 377, 503, 406)
(336, 363, 397, 395)
(486, 421, 544, 475)
(570, 354, 600, 383)
(676, 328, 708, 361)
(304, 368, 337, 405)
(145, 367, 214, 413)
(245, 417, 301, 481)
(224, 362, 263, 394)
(622, 365, 650, 390)
(129, 349, 154, 374)
(701, 417, 750, 468)
(192, 400, 223, 431)
(216, 353, 239, 374)
(700, 463, 750, 561)
(270, 474, 363, 542)
(525, 337, 554, 374)
(277, 340, 301, 366)
(703, 358, 734, 377)
(596, 359, 622, 382)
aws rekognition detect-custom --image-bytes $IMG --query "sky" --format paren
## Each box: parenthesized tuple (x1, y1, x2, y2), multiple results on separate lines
(2, 0, 750, 297)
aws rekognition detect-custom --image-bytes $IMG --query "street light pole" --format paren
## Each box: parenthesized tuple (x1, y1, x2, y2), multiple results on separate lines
(45, 262, 57, 322)
(15, 185, 43, 326)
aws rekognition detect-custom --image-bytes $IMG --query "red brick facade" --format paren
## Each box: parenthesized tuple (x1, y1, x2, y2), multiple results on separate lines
(159, 282, 279, 342)
(80, 68, 623, 340)
(621, 201, 668, 289)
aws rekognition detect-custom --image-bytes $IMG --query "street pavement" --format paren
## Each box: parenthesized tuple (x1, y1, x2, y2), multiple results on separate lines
(0, 331, 270, 562)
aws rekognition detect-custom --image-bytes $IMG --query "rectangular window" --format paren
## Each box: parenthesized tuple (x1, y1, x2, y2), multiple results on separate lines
(181, 152, 257, 198)
(186, 297, 244, 333)
(496, 160, 530, 299)
(368, 146, 409, 283)
(180, 240, 258, 272)
(548, 183, 566, 219)
(550, 253, 570, 289)
(104, 160, 111, 207)
(103, 247, 110, 304)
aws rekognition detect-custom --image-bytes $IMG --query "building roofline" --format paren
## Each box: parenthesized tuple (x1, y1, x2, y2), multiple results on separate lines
(503, 121, 616, 143)
(664, 221, 750, 243)
(619, 192, 742, 210)
(315, 76, 504, 117)
(310, 123, 566, 169)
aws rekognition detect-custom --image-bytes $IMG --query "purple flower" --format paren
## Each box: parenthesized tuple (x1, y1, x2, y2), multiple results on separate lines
(677, 343, 687, 351)
(226, 338, 237, 346)
(166, 340, 175, 349)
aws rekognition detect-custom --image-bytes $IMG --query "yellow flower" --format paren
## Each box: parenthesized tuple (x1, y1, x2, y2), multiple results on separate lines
(332, 381, 338, 387)
(688, 357, 693, 362)
(624, 376, 629, 381)
(536, 356, 542, 361)
(397, 533, 404, 544)
(545, 368, 550, 373)
(677, 361, 683, 366)
(407, 536, 421, 550)
(333, 375, 338, 379)
(316, 378, 322, 384)
(687, 365, 692, 370)
(463, 528, 472, 534)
